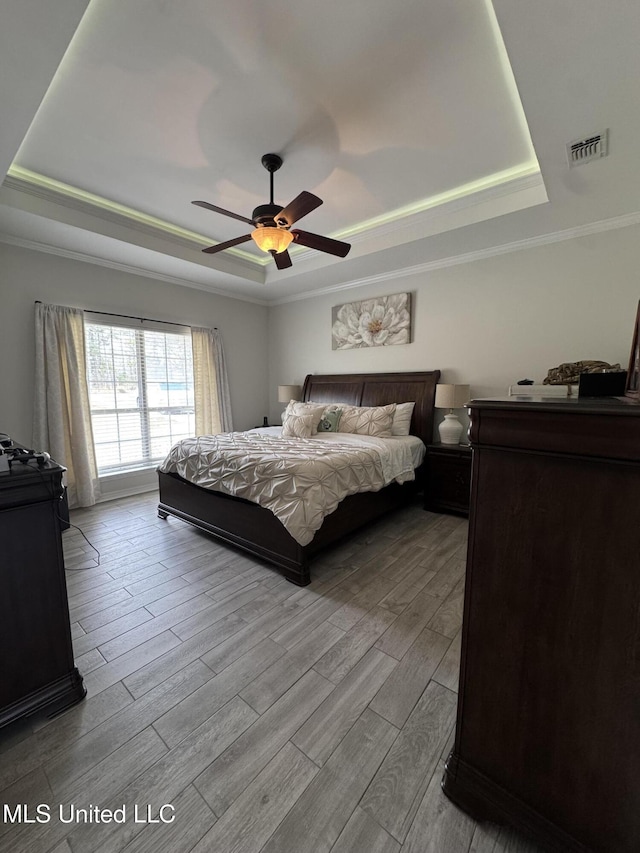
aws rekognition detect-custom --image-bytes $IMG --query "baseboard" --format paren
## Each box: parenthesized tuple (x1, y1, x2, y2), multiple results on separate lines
(96, 482, 158, 503)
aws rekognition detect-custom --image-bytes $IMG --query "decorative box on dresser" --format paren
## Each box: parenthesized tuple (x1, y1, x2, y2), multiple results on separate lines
(0, 454, 85, 728)
(425, 442, 472, 516)
(442, 396, 640, 852)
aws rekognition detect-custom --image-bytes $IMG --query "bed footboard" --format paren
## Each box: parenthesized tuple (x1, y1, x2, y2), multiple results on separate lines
(157, 471, 311, 585)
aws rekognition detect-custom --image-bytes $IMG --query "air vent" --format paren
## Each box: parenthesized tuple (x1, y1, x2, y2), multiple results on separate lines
(566, 130, 609, 167)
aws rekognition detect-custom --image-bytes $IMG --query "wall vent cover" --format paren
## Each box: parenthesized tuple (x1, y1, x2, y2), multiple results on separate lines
(566, 130, 609, 167)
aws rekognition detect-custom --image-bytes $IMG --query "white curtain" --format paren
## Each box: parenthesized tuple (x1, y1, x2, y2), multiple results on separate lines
(33, 302, 100, 508)
(192, 327, 233, 434)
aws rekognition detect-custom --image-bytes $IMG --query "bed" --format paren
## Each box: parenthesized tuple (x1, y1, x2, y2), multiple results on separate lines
(157, 370, 440, 585)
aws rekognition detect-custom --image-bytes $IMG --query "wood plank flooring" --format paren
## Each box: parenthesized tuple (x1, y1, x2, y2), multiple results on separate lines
(0, 492, 544, 853)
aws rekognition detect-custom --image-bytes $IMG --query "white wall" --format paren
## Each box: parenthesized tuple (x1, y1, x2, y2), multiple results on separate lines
(267, 223, 640, 434)
(3, 222, 638, 501)
(0, 244, 268, 499)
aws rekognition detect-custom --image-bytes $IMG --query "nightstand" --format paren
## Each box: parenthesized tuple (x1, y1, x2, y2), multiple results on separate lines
(425, 442, 472, 516)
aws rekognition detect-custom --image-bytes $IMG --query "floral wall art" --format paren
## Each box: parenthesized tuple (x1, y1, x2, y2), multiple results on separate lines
(331, 292, 412, 350)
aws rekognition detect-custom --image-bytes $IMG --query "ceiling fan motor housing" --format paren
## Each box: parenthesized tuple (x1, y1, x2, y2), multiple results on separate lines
(252, 203, 285, 226)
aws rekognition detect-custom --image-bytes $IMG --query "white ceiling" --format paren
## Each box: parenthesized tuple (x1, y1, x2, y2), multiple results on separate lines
(1, 0, 639, 304)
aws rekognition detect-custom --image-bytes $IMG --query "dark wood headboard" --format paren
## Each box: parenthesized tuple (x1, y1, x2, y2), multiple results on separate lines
(302, 371, 441, 445)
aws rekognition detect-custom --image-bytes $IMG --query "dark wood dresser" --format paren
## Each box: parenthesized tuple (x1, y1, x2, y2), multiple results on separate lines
(442, 396, 640, 852)
(425, 442, 472, 516)
(0, 455, 85, 727)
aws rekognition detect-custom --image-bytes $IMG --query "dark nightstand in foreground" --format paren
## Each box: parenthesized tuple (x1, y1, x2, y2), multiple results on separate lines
(425, 442, 472, 516)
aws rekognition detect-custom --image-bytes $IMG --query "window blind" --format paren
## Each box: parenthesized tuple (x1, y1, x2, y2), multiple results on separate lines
(85, 318, 195, 475)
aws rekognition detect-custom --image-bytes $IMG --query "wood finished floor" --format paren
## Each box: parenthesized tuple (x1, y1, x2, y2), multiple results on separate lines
(0, 492, 544, 853)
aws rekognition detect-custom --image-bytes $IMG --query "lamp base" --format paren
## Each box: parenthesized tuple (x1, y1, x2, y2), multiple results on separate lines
(438, 413, 463, 445)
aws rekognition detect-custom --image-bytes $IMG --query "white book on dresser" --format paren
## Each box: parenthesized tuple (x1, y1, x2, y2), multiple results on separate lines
(508, 384, 578, 397)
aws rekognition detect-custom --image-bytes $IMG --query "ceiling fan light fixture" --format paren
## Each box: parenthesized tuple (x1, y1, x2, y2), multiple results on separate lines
(251, 226, 293, 255)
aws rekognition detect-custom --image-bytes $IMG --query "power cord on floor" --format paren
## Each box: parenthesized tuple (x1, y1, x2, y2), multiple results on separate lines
(29, 460, 102, 570)
(59, 515, 101, 570)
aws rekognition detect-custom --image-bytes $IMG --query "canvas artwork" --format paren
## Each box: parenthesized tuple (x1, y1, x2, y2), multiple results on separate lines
(331, 292, 412, 350)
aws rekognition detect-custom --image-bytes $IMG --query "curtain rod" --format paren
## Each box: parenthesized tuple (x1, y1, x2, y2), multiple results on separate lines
(34, 302, 217, 330)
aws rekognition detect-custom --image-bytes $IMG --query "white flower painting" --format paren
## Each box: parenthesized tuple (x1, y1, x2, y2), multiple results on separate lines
(331, 292, 412, 350)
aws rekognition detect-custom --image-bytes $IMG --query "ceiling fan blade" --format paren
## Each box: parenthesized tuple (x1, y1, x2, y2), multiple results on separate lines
(192, 200, 254, 226)
(291, 229, 351, 258)
(202, 234, 252, 254)
(276, 191, 323, 227)
(273, 250, 292, 270)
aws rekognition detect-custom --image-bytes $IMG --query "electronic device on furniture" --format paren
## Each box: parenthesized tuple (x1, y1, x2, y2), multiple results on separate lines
(577, 369, 627, 396)
(442, 395, 640, 852)
(158, 370, 440, 585)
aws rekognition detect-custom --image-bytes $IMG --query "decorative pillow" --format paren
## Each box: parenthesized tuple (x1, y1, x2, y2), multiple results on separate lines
(281, 401, 325, 436)
(281, 410, 318, 438)
(317, 408, 342, 432)
(391, 401, 415, 436)
(337, 403, 397, 437)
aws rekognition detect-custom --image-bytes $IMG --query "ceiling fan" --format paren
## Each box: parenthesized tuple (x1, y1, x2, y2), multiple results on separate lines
(192, 153, 351, 270)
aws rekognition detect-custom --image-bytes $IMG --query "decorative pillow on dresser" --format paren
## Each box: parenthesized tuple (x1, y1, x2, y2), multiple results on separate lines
(337, 403, 397, 437)
(281, 401, 325, 437)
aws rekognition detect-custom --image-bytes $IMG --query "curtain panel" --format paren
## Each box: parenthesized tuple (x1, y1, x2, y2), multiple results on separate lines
(33, 303, 100, 508)
(32, 306, 231, 509)
(192, 327, 233, 434)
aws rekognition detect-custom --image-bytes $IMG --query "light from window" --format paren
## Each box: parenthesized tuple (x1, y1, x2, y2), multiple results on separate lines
(86, 322, 195, 475)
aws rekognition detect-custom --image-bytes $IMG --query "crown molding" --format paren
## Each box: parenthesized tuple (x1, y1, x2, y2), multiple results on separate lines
(4, 210, 639, 308)
(0, 233, 269, 306)
(270, 210, 640, 305)
(274, 166, 545, 268)
(5, 163, 545, 272)
(4, 166, 264, 265)
(342, 166, 543, 242)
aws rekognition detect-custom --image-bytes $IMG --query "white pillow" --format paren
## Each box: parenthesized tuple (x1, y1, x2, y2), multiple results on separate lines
(281, 401, 325, 435)
(281, 410, 318, 438)
(391, 401, 415, 436)
(337, 403, 397, 437)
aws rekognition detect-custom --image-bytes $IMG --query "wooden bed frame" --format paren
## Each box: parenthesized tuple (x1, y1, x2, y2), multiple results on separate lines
(157, 370, 440, 585)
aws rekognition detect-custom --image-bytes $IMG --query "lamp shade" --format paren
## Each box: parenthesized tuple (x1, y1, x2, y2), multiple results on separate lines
(278, 384, 301, 403)
(251, 227, 294, 255)
(434, 384, 470, 410)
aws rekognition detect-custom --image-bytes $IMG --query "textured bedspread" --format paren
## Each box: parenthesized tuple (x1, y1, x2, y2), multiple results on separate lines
(158, 431, 422, 545)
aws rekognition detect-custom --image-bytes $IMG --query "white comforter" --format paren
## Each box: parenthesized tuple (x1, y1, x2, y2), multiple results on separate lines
(159, 429, 425, 546)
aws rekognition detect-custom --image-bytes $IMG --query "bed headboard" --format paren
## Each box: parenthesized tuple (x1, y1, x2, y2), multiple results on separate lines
(301, 371, 441, 445)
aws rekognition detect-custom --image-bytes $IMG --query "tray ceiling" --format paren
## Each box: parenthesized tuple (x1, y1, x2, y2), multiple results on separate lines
(0, 0, 566, 301)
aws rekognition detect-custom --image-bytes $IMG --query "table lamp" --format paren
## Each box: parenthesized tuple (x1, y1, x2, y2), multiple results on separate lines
(278, 384, 302, 403)
(434, 384, 470, 445)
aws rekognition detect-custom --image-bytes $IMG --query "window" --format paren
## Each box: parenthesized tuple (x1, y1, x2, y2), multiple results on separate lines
(85, 318, 195, 475)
